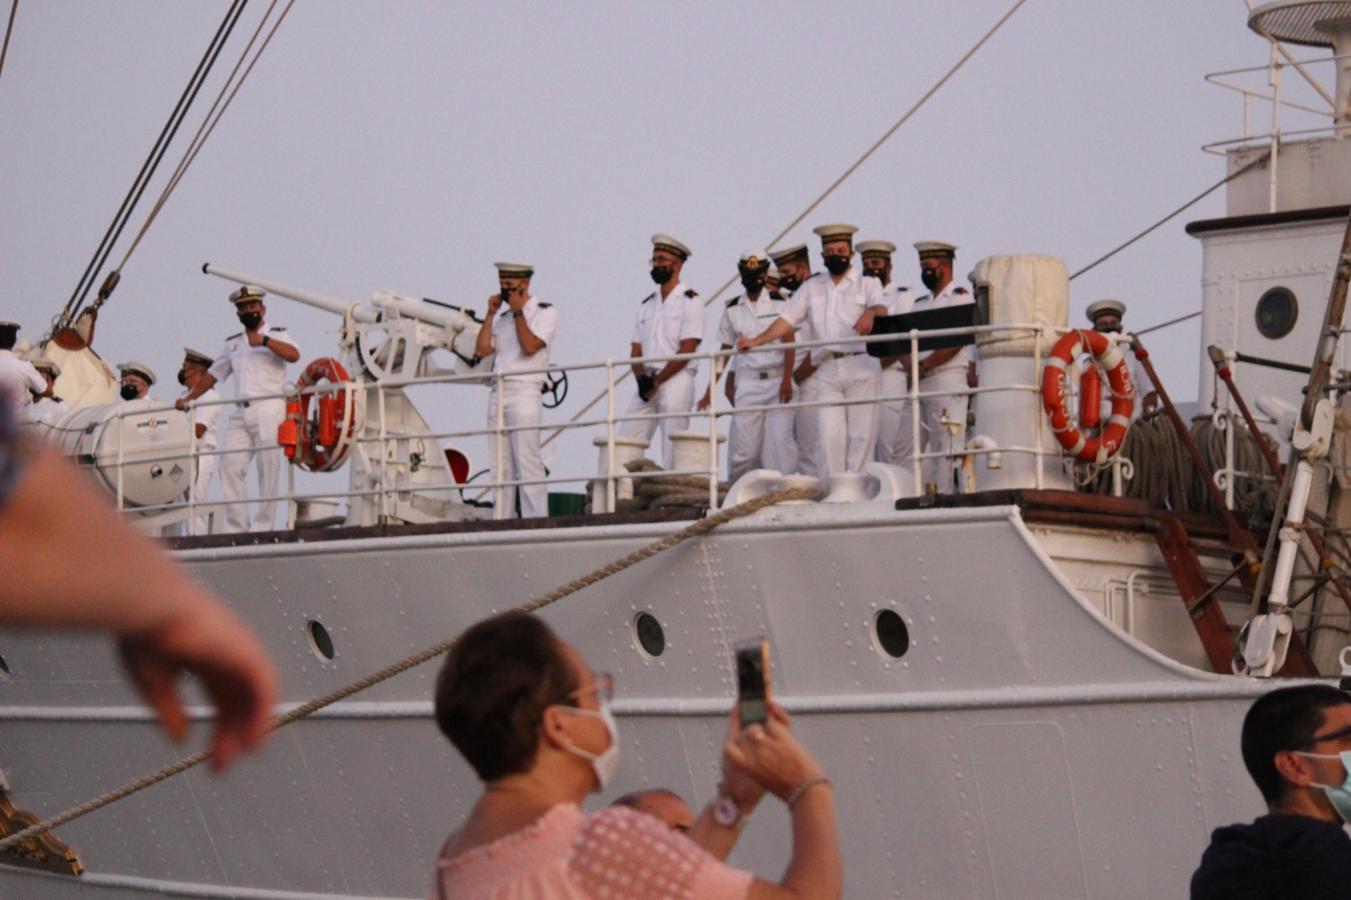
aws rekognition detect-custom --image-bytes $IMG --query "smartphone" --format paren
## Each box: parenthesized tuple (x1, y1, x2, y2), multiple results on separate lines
(735, 638, 771, 728)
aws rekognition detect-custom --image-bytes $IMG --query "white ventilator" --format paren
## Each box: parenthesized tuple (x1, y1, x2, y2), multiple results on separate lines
(967, 254, 1073, 491)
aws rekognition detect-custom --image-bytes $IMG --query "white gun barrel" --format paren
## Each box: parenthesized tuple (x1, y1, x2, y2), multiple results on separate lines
(202, 263, 470, 330)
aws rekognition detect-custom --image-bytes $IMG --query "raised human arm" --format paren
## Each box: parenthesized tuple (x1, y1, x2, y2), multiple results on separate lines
(0, 443, 276, 770)
(247, 329, 300, 363)
(475, 294, 502, 358)
(737, 316, 794, 352)
(175, 372, 219, 410)
(509, 299, 547, 356)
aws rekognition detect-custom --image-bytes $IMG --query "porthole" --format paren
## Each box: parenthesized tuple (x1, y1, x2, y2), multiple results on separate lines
(306, 619, 336, 661)
(872, 609, 910, 659)
(632, 612, 666, 658)
(1255, 287, 1298, 339)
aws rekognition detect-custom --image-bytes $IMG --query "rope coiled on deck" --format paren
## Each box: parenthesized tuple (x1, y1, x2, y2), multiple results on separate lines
(0, 484, 821, 854)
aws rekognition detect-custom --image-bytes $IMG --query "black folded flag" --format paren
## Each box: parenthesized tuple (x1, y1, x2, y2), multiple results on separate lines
(867, 304, 977, 358)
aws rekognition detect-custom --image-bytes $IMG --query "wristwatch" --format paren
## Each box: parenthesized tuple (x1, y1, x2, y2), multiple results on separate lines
(261, 335, 271, 347)
(512, 310, 524, 318)
(712, 793, 745, 829)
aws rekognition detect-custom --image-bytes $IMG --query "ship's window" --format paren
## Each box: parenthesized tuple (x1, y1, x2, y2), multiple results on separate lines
(1255, 287, 1298, 339)
(306, 619, 336, 661)
(872, 609, 910, 659)
(633, 612, 666, 658)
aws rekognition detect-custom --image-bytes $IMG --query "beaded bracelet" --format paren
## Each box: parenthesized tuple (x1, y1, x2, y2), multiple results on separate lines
(785, 776, 831, 809)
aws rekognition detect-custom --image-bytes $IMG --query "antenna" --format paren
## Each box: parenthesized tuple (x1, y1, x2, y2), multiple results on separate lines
(1250, 1, 1351, 133)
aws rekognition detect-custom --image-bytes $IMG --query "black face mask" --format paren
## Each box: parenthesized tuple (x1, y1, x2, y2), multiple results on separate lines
(920, 270, 942, 291)
(779, 275, 802, 291)
(823, 255, 851, 276)
(120, 384, 140, 401)
(740, 274, 765, 293)
(1094, 322, 1122, 334)
(650, 266, 672, 285)
(238, 312, 263, 331)
(177, 369, 188, 386)
(863, 269, 886, 281)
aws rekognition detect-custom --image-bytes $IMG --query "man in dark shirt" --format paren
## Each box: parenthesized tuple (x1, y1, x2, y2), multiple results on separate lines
(1192, 684, 1351, 898)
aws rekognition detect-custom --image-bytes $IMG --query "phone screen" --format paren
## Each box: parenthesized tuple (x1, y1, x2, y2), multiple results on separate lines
(735, 639, 769, 728)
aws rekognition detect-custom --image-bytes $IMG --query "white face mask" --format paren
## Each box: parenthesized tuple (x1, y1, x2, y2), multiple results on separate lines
(555, 698, 621, 791)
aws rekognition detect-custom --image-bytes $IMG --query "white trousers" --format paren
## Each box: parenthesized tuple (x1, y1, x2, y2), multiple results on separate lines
(618, 368, 695, 468)
(488, 386, 547, 519)
(220, 399, 285, 533)
(813, 354, 880, 477)
(728, 368, 797, 482)
(793, 375, 821, 478)
(917, 368, 968, 494)
(875, 365, 914, 466)
(189, 449, 218, 535)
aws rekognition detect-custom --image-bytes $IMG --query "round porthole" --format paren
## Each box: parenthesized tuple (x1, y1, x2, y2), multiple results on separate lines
(872, 610, 910, 659)
(632, 612, 666, 658)
(306, 619, 336, 661)
(1255, 287, 1298, 339)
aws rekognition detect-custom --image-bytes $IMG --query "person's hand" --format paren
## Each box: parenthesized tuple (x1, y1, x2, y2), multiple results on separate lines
(636, 373, 656, 402)
(854, 308, 878, 335)
(725, 701, 824, 801)
(175, 397, 190, 412)
(119, 591, 278, 772)
(736, 336, 756, 353)
(719, 701, 781, 814)
(778, 382, 793, 404)
(246, 330, 265, 348)
(487, 293, 503, 316)
(506, 289, 527, 312)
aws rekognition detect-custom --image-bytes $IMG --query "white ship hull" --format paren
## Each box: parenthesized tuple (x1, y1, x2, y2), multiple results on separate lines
(0, 500, 1277, 898)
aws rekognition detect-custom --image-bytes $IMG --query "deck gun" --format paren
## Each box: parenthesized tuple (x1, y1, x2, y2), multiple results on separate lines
(203, 263, 491, 527)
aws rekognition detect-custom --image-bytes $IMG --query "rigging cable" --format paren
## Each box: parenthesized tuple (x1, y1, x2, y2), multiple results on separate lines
(113, 0, 296, 274)
(539, 0, 1031, 449)
(1068, 151, 1270, 281)
(55, 0, 249, 333)
(0, 0, 17, 90)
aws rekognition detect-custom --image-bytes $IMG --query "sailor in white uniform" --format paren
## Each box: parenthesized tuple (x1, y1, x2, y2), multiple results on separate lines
(857, 240, 919, 466)
(117, 361, 157, 401)
(0, 321, 45, 418)
(739, 224, 888, 477)
(903, 241, 975, 493)
(620, 234, 704, 467)
(179, 347, 224, 535)
(698, 251, 797, 481)
(22, 356, 68, 430)
(1085, 299, 1154, 419)
(768, 243, 819, 477)
(177, 285, 300, 533)
(474, 261, 559, 519)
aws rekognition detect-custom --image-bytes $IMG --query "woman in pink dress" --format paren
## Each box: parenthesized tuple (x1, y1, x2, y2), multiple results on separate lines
(429, 611, 841, 900)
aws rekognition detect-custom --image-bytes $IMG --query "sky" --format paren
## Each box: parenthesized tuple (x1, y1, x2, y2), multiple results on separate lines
(1, 0, 1340, 483)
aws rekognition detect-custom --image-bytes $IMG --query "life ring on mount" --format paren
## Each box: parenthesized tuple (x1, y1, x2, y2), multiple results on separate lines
(1041, 330, 1134, 463)
(278, 358, 362, 472)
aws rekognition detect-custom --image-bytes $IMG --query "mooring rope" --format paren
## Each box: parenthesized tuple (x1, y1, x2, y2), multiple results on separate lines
(0, 484, 821, 853)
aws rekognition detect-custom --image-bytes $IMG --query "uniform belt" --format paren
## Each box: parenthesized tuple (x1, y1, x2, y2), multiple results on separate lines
(830, 351, 865, 360)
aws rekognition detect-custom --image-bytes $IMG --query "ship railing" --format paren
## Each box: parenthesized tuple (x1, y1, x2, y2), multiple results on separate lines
(90, 322, 1131, 532)
(1203, 50, 1349, 213)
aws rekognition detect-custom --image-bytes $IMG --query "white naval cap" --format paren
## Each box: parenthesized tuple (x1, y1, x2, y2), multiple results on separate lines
(914, 241, 957, 260)
(766, 263, 780, 282)
(651, 233, 692, 260)
(769, 243, 809, 265)
(812, 223, 859, 243)
(182, 346, 214, 367)
(229, 285, 266, 305)
(494, 261, 535, 278)
(856, 240, 897, 257)
(1086, 299, 1127, 321)
(117, 361, 157, 385)
(0, 319, 19, 329)
(738, 249, 772, 269)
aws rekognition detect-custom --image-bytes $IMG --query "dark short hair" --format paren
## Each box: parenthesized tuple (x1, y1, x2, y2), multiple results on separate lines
(434, 611, 577, 782)
(1241, 684, 1351, 804)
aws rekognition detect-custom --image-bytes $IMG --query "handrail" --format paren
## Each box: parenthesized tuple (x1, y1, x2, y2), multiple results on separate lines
(56, 321, 1130, 531)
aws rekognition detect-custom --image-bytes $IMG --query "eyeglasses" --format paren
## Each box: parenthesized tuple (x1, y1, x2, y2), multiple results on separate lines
(563, 672, 614, 706)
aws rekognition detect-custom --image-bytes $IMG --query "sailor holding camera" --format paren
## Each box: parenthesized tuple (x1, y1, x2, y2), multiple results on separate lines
(619, 234, 704, 468)
(474, 262, 557, 519)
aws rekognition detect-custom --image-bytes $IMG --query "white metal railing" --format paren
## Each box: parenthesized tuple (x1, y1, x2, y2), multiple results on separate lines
(1203, 50, 1346, 213)
(71, 321, 1149, 533)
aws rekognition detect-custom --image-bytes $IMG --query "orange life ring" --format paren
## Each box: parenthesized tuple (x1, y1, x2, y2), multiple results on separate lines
(278, 358, 360, 472)
(1041, 330, 1134, 463)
